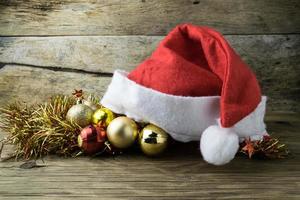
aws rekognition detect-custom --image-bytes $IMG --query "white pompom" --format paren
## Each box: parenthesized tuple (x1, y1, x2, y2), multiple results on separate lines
(200, 125, 239, 165)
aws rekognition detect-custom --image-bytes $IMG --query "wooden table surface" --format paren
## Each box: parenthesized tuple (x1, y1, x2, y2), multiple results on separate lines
(0, 113, 299, 200)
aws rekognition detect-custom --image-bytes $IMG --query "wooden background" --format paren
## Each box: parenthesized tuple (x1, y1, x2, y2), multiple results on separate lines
(0, 0, 299, 112)
(0, 0, 300, 199)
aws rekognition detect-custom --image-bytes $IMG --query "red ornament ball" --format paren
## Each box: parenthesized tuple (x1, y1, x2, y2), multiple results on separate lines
(78, 125, 106, 155)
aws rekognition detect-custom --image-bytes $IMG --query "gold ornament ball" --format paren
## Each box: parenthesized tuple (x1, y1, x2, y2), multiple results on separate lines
(107, 117, 138, 149)
(66, 104, 94, 127)
(92, 108, 115, 126)
(139, 124, 168, 156)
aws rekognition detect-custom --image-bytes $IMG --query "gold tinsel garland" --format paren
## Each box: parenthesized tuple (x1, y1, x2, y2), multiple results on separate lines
(0, 92, 289, 160)
(239, 136, 289, 159)
(0, 96, 81, 159)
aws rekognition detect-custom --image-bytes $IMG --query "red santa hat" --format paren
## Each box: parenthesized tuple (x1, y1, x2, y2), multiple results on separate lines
(101, 24, 267, 165)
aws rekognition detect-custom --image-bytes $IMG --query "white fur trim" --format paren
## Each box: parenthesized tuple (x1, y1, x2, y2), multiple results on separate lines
(101, 70, 267, 142)
(200, 125, 239, 165)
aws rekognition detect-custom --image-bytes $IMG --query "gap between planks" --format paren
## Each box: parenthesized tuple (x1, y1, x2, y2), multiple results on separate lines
(1, 33, 300, 37)
(0, 62, 113, 76)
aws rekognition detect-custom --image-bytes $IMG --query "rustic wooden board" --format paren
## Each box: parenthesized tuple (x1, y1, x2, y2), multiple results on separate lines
(0, 35, 299, 112)
(0, 113, 299, 199)
(1, 35, 299, 73)
(0, 0, 299, 36)
(0, 65, 111, 105)
(0, 36, 161, 73)
(0, 36, 159, 72)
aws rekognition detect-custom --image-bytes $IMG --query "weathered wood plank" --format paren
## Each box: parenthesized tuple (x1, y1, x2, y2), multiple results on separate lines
(0, 36, 160, 73)
(0, 114, 299, 199)
(0, 65, 111, 105)
(0, 0, 299, 35)
(0, 35, 299, 112)
(1, 35, 298, 74)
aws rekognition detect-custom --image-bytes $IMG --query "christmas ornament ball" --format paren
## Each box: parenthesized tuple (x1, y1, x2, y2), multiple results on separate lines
(106, 117, 138, 149)
(92, 108, 115, 126)
(78, 125, 106, 154)
(139, 124, 168, 156)
(66, 104, 94, 127)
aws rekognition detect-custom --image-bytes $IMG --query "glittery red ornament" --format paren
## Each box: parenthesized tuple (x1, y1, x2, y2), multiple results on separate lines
(78, 125, 106, 154)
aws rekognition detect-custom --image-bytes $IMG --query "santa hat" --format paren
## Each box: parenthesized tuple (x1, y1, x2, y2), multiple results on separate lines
(101, 24, 267, 165)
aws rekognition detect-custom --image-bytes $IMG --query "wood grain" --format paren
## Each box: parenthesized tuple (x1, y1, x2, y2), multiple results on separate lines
(1, 35, 298, 73)
(0, 114, 299, 199)
(0, 0, 299, 36)
(0, 36, 160, 73)
(0, 65, 111, 105)
(0, 35, 299, 112)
